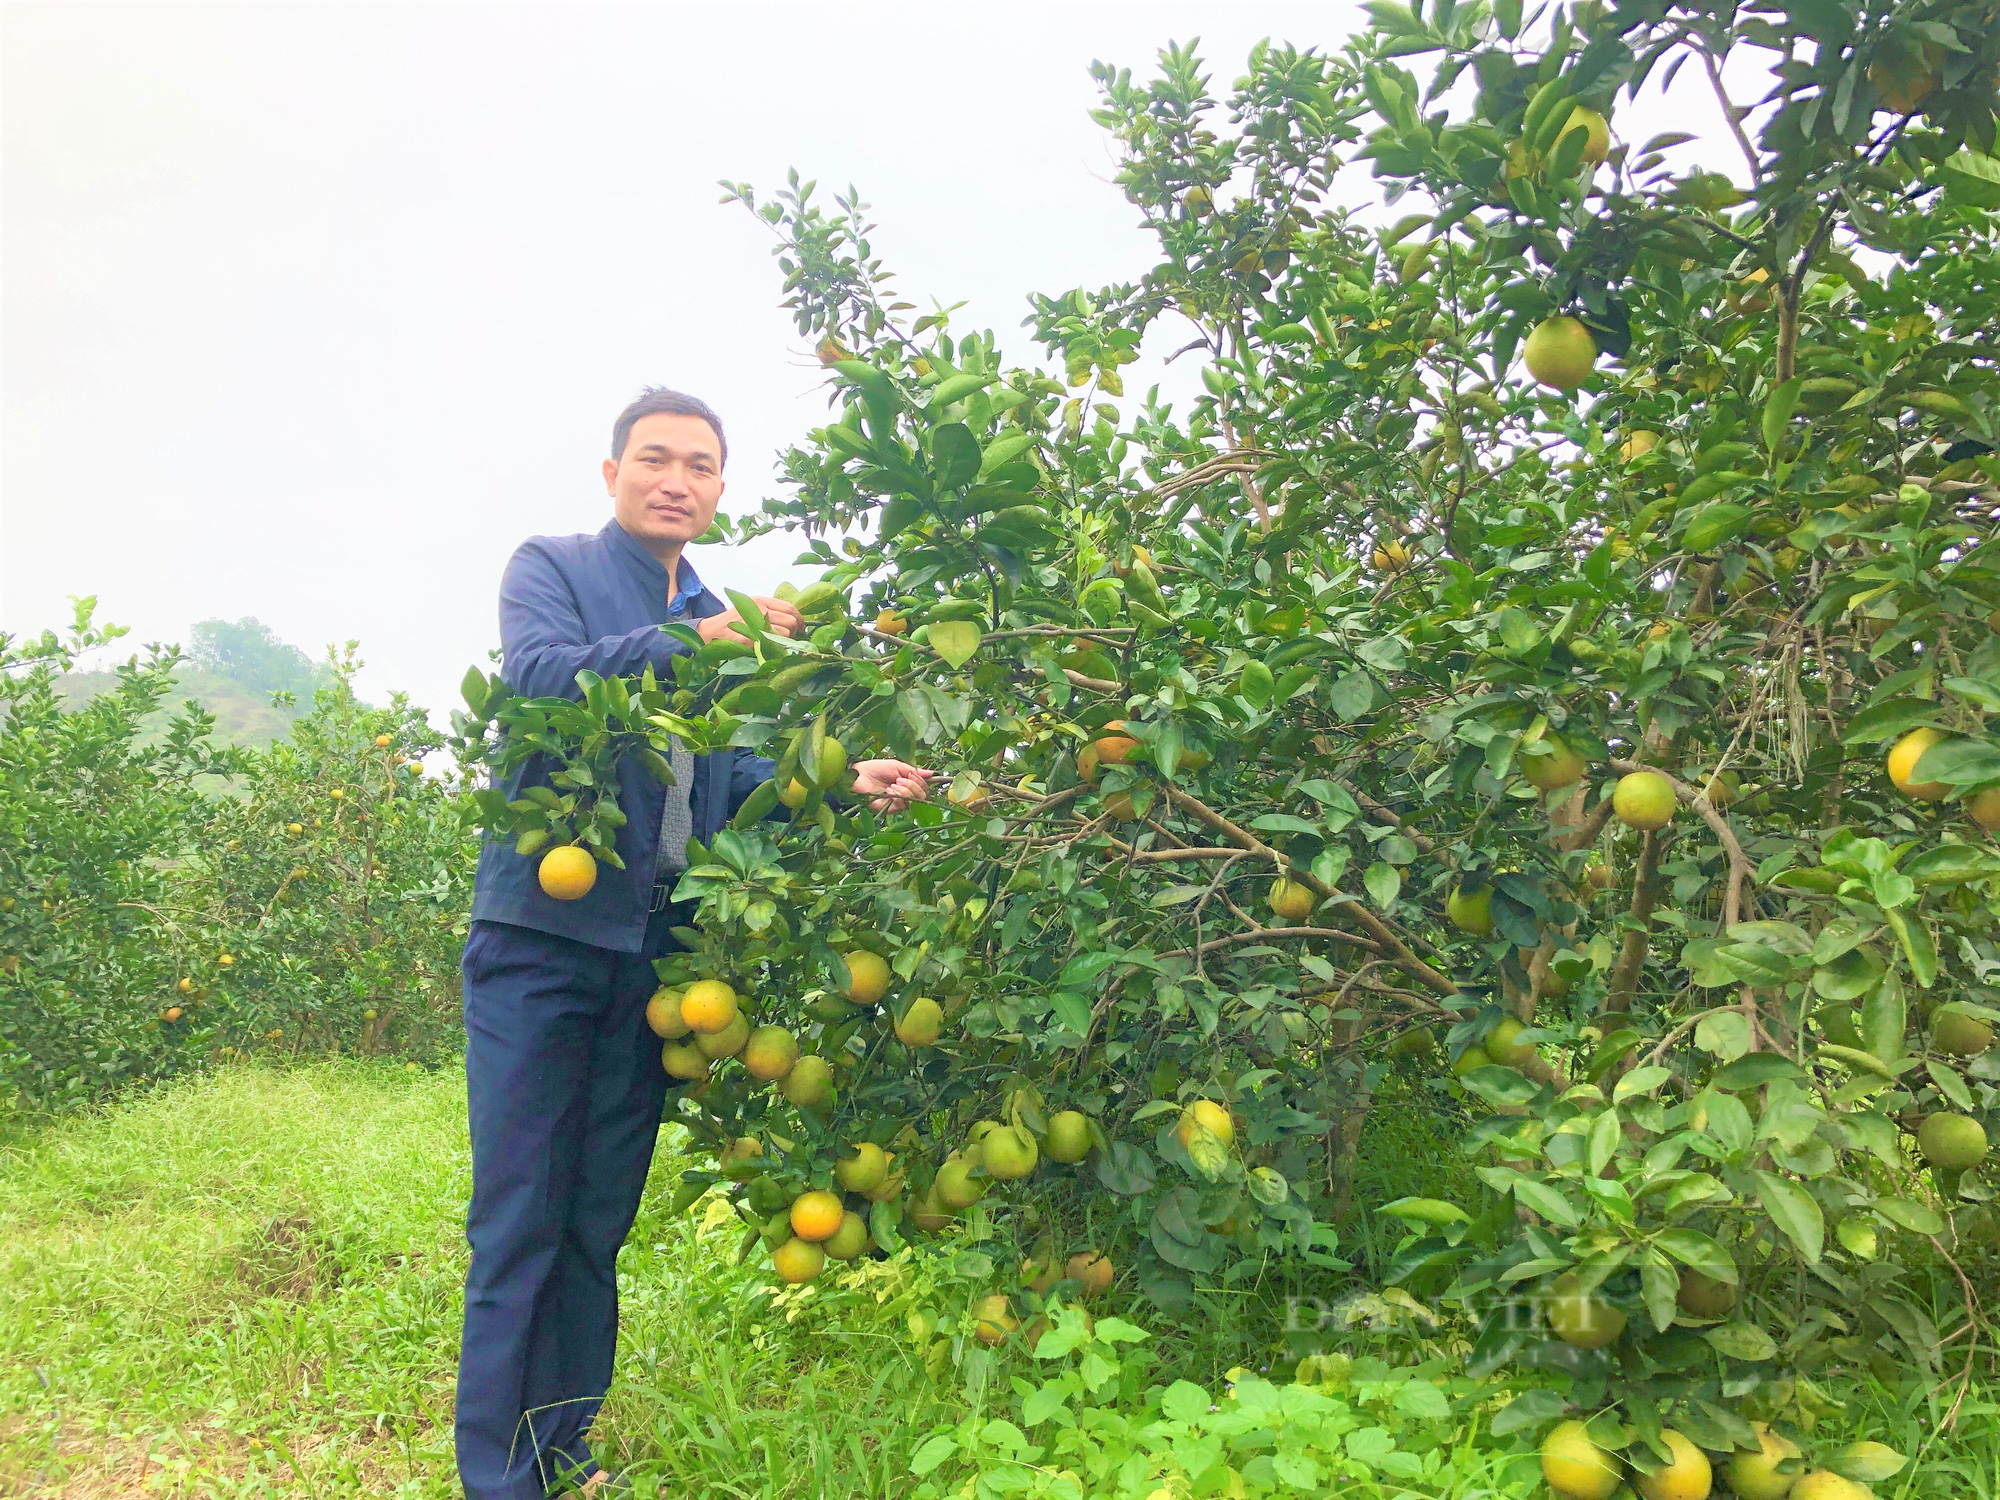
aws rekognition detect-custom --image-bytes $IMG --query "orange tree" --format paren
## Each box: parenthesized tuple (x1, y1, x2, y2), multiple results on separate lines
(455, 0, 2000, 1481)
(2, 612, 474, 1107)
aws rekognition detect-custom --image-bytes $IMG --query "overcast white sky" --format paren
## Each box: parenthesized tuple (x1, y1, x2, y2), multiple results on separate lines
(3, 2, 1755, 718)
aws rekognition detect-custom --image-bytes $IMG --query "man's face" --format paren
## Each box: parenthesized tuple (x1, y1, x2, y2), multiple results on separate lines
(604, 412, 726, 552)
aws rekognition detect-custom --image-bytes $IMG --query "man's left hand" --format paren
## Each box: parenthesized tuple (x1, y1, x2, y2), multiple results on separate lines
(851, 759, 934, 813)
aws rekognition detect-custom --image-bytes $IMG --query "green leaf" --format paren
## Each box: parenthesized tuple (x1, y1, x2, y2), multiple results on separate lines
(1874, 1196, 1943, 1236)
(1656, 1228, 1736, 1283)
(1511, 1178, 1581, 1227)
(1703, 1322, 1778, 1361)
(1910, 734, 2000, 788)
(1364, 862, 1402, 909)
(1683, 502, 1753, 551)
(1695, 1011, 1752, 1062)
(1842, 697, 1940, 745)
(1614, 1065, 1672, 1102)
(909, 1434, 959, 1477)
(1837, 1218, 1879, 1258)
(1762, 379, 1804, 449)
(1940, 150, 2000, 209)
(1753, 1171, 1824, 1263)
(930, 423, 982, 489)
(1491, 1388, 1569, 1435)
(1377, 1197, 1469, 1226)
(928, 620, 981, 669)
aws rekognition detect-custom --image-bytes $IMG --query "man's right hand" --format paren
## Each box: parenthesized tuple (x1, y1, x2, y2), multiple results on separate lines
(697, 596, 803, 646)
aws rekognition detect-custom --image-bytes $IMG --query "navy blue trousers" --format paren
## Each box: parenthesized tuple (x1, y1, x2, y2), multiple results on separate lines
(456, 916, 677, 1500)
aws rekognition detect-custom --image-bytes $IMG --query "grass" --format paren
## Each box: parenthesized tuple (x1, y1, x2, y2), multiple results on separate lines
(2, 1060, 1997, 1498)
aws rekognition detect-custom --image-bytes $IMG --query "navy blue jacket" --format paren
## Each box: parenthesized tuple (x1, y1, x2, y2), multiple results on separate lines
(469, 519, 774, 952)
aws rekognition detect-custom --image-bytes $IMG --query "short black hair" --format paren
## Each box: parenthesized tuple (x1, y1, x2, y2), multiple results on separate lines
(611, 387, 727, 466)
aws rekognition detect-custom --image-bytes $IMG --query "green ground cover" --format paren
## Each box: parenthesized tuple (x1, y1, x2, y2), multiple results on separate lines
(1, 1061, 1993, 1498)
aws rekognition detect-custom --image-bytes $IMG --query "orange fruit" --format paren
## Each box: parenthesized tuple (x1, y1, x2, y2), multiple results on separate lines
(538, 846, 598, 901)
(661, 1041, 710, 1081)
(833, 1142, 889, 1195)
(971, 1294, 1017, 1346)
(1267, 878, 1316, 922)
(1542, 1420, 1623, 1500)
(1634, 1429, 1710, 1500)
(679, 979, 740, 1034)
(781, 1054, 833, 1107)
(841, 951, 891, 1006)
(1887, 727, 1952, 800)
(823, 1210, 872, 1261)
(1174, 1099, 1235, 1152)
(1559, 105, 1611, 165)
(164, 1006, 183, 1022)
(1093, 722, 1139, 765)
(1371, 539, 1413, 573)
(1612, 770, 1677, 830)
(742, 1025, 799, 1080)
(1966, 786, 2000, 830)
(772, 1237, 825, 1284)
(646, 987, 690, 1039)
(374, 734, 393, 748)
(1066, 1251, 1113, 1298)
(790, 1189, 846, 1242)
(694, 1013, 750, 1060)
(893, 997, 943, 1047)
(874, 608, 908, 637)
(1523, 315, 1597, 390)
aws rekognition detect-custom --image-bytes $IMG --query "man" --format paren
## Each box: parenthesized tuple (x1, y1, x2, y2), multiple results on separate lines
(457, 387, 931, 1499)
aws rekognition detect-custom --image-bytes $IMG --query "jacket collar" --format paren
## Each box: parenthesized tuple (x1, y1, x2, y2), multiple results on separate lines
(604, 518, 706, 608)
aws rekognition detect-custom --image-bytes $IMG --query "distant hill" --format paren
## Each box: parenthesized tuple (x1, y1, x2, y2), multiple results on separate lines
(57, 616, 336, 750)
(58, 666, 309, 748)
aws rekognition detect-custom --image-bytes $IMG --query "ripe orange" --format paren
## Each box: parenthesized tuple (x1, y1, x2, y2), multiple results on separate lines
(164, 1006, 183, 1023)
(694, 1013, 750, 1060)
(1634, 1429, 1710, 1500)
(1075, 743, 1102, 784)
(936, 1153, 987, 1208)
(781, 1054, 833, 1107)
(1726, 1424, 1803, 1500)
(1175, 1099, 1235, 1152)
(286, 822, 303, 836)
(1523, 315, 1597, 390)
(1267, 878, 1316, 923)
(1620, 429, 1659, 462)
(822, 1210, 872, 1261)
(645, 987, 691, 1039)
(841, 951, 891, 1006)
(660, 1041, 710, 1082)
(1093, 722, 1139, 765)
(833, 1142, 889, 1195)
(894, 996, 943, 1047)
(1066, 1251, 1113, 1298)
(1542, 1421, 1622, 1500)
(790, 1189, 846, 1242)
(971, 1294, 1018, 1346)
(1612, 770, 1678, 831)
(374, 734, 393, 748)
(178, 977, 194, 994)
(1887, 727, 1952, 800)
(217, 953, 234, 968)
(742, 1025, 799, 1080)
(1371, 539, 1413, 573)
(679, 979, 740, 1034)
(772, 1237, 825, 1284)
(1967, 786, 2000, 831)
(1560, 105, 1611, 165)
(874, 608, 908, 637)
(538, 846, 598, 901)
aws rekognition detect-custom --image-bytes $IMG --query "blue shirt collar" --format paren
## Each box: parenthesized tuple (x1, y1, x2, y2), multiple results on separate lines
(605, 518, 705, 617)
